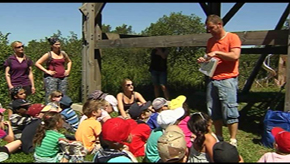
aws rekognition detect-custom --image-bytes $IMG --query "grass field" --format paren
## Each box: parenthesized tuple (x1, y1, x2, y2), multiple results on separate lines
(0, 92, 279, 162)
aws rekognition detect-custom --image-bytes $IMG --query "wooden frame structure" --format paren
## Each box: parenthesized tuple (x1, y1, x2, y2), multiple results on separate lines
(79, 2, 290, 111)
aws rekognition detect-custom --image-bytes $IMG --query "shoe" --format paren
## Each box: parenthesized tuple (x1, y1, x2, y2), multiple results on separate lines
(0, 152, 9, 162)
(230, 138, 237, 147)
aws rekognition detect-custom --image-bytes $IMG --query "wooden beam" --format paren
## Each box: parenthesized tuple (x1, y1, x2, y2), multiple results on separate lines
(241, 46, 287, 54)
(242, 5, 289, 94)
(94, 3, 106, 17)
(284, 11, 290, 112)
(199, 2, 210, 16)
(80, 3, 100, 102)
(208, 3, 221, 16)
(95, 30, 288, 49)
(276, 3, 290, 30)
(223, 3, 244, 26)
(102, 33, 145, 40)
(80, 3, 89, 102)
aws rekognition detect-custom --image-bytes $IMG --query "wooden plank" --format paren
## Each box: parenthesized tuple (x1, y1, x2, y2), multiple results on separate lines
(199, 2, 210, 16)
(83, 3, 98, 102)
(241, 46, 287, 54)
(102, 33, 145, 40)
(284, 17, 290, 112)
(94, 3, 106, 17)
(223, 2, 244, 26)
(80, 3, 89, 102)
(95, 30, 288, 49)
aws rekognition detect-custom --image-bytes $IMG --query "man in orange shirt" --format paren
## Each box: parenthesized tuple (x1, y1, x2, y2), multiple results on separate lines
(197, 14, 241, 147)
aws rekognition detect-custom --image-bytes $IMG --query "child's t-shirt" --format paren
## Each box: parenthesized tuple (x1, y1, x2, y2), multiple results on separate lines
(145, 127, 163, 162)
(0, 129, 7, 139)
(258, 152, 290, 162)
(146, 112, 159, 130)
(125, 123, 151, 157)
(35, 130, 66, 158)
(60, 107, 80, 132)
(9, 113, 33, 139)
(75, 117, 102, 152)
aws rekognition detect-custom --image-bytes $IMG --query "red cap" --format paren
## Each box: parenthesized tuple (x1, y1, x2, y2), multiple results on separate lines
(271, 127, 290, 153)
(27, 104, 45, 117)
(102, 117, 137, 143)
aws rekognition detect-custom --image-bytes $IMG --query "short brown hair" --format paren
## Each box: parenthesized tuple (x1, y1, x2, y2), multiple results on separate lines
(205, 14, 223, 25)
(82, 99, 105, 117)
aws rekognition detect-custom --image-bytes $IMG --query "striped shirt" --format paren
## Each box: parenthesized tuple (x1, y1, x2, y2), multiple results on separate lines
(9, 113, 33, 139)
(60, 107, 80, 132)
(35, 130, 66, 157)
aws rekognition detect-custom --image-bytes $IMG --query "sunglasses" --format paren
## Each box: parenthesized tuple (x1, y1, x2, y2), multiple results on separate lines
(54, 95, 63, 98)
(126, 83, 133, 87)
(15, 45, 24, 49)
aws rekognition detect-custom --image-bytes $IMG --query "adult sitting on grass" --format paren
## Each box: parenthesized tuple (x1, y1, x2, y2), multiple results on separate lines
(0, 108, 22, 162)
(116, 78, 146, 119)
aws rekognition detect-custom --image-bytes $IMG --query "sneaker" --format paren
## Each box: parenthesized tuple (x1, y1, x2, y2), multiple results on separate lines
(230, 138, 237, 147)
(0, 152, 9, 162)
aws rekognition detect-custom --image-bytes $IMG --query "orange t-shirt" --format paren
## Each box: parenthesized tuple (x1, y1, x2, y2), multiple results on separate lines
(75, 117, 102, 152)
(207, 32, 241, 80)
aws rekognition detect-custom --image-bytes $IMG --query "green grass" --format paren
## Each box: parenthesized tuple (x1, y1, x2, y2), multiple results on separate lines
(0, 103, 276, 162)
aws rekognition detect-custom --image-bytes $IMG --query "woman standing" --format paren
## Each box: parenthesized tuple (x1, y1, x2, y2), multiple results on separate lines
(116, 78, 146, 119)
(35, 37, 72, 104)
(4, 41, 35, 96)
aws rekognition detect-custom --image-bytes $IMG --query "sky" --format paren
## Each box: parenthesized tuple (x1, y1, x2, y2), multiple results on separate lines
(0, 2, 288, 45)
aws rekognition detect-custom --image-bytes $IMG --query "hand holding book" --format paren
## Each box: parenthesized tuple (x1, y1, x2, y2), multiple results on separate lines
(198, 55, 218, 77)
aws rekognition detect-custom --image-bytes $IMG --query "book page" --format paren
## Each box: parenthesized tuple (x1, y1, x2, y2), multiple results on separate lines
(199, 58, 218, 77)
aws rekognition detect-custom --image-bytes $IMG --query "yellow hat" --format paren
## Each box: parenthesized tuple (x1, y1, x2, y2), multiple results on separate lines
(168, 95, 186, 110)
(41, 102, 62, 113)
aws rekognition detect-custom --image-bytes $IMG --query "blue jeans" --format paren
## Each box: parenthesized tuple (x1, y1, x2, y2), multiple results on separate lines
(150, 70, 167, 85)
(206, 77, 239, 125)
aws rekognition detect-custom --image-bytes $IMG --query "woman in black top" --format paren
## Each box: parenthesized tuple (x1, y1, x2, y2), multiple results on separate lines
(116, 78, 146, 119)
(149, 47, 170, 100)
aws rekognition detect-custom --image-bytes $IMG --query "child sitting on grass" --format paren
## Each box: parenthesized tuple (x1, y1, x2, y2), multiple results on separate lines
(59, 95, 80, 133)
(0, 107, 22, 162)
(48, 90, 63, 104)
(9, 99, 33, 140)
(187, 112, 219, 163)
(257, 127, 290, 162)
(7, 86, 29, 118)
(33, 112, 80, 162)
(75, 99, 104, 154)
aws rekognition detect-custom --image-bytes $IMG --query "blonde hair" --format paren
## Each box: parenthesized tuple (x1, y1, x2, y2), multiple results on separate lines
(121, 78, 132, 90)
(11, 41, 22, 49)
(48, 90, 63, 102)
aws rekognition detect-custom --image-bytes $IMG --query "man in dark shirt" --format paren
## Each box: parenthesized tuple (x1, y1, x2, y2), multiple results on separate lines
(149, 47, 170, 100)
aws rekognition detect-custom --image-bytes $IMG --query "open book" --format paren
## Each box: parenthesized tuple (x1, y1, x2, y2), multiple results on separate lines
(199, 57, 218, 77)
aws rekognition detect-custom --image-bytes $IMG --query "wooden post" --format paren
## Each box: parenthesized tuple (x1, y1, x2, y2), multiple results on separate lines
(79, 3, 104, 102)
(284, 16, 290, 112)
(79, 3, 89, 102)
